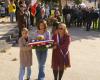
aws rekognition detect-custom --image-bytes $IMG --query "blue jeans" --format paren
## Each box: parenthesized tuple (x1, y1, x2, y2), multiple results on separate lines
(19, 65, 31, 80)
(9, 12, 15, 22)
(36, 49, 48, 80)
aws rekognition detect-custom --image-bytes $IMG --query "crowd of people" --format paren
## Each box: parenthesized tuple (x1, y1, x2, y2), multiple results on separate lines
(5, 0, 60, 37)
(62, 5, 100, 31)
(0, 0, 100, 32)
(5, 0, 71, 80)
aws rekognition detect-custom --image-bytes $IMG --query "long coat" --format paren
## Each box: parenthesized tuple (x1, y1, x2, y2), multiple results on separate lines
(17, 10, 27, 28)
(17, 10, 27, 37)
(52, 33, 71, 70)
(19, 37, 32, 67)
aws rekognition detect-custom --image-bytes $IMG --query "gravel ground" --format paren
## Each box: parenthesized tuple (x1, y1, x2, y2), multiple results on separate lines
(0, 26, 100, 80)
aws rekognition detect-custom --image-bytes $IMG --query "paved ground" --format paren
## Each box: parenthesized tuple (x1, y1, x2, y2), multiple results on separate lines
(0, 22, 100, 80)
(0, 17, 17, 38)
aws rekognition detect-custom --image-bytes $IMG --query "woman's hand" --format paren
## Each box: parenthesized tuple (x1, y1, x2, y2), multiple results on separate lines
(53, 42, 57, 49)
(53, 45, 57, 49)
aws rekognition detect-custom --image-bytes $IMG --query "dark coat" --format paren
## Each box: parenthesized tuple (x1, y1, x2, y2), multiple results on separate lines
(17, 9, 27, 37)
(17, 10, 27, 29)
(52, 33, 71, 70)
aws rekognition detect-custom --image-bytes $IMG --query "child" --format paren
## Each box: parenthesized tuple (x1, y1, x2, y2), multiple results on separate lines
(19, 28, 32, 80)
(34, 20, 51, 80)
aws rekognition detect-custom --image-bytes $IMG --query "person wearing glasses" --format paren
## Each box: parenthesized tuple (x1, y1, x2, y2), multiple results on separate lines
(52, 23, 71, 80)
(33, 20, 51, 80)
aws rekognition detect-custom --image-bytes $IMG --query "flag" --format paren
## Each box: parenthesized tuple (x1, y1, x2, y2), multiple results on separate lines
(31, 0, 37, 6)
(31, 0, 38, 16)
(31, 2, 38, 16)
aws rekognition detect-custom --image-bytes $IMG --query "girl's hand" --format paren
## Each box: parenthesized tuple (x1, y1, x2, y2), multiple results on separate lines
(38, 30, 45, 34)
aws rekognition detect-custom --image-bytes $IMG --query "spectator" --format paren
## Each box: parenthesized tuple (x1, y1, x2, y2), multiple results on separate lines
(35, 3, 42, 25)
(8, 0, 16, 22)
(45, 3, 50, 18)
(17, 3, 27, 37)
(54, 7, 61, 22)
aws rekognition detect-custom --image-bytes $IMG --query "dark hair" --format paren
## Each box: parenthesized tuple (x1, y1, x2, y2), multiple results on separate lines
(19, 1, 23, 5)
(37, 20, 47, 30)
(10, 0, 14, 2)
(52, 21, 60, 33)
(53, 21, 60, 29)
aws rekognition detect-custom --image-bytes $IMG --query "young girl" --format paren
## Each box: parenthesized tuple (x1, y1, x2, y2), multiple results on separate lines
(19, 28, 32, 80)
(52, 23, 71, 80)
(34, 20, 51, 80)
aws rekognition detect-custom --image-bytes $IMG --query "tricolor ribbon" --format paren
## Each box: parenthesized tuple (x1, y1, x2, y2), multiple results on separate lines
(57, 34, 69, 67)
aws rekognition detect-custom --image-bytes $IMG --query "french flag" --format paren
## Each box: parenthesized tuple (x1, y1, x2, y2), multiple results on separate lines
(31, 0, 37, 6)
(31, 0, 38, 16)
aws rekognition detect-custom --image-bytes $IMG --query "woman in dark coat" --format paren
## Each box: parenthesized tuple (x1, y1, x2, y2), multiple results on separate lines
(52, 23, 71, 80)
(17, 2, 27, 37)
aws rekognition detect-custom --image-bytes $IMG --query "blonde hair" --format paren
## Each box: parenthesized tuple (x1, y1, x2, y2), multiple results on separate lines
(58, 23, 69, 34)
(22, 28, 29, 34)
